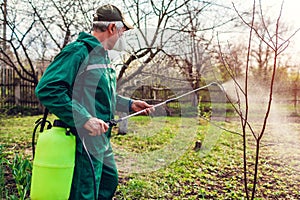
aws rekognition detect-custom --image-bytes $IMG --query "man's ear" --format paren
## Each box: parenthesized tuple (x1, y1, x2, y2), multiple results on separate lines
(108, 23, 116, 34)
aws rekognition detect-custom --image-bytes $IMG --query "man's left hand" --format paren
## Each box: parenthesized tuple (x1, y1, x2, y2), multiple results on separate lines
(131, 100, 154, 115)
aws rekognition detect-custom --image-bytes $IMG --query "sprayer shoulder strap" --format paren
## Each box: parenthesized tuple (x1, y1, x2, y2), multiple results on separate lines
(82, 41, 93, 55)
(40, 108, 49, 132)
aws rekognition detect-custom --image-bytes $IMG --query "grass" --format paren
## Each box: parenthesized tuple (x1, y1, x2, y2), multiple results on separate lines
(0, 114, 299, 199)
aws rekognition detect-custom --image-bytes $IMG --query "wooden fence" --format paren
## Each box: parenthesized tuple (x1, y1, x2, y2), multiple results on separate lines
(1, 67, 299, 115)
(0, 68, 40, 111)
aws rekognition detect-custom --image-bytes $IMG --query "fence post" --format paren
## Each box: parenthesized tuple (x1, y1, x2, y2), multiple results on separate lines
(14, 77, 20, 106)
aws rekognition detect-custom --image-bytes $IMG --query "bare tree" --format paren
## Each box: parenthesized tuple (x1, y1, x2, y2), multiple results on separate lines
(0, 0, 108, 85)
(116, 0, 193, 85)
(158, 1, 237, 106)
(117, 0, 236, 98)
(28, 0, 100, 50)
(218, 0, 299, 199)
(0, 0, 39, 84)
(1, 0, 234, 87)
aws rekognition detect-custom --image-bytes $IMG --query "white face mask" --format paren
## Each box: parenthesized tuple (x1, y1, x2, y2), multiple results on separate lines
(112, 35, 126, 52)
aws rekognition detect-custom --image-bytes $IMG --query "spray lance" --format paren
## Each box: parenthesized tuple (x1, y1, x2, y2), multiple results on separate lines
(107, 82, 221, 127)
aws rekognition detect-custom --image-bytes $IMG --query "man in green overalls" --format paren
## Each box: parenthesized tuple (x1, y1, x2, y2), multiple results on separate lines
(35, 4, 152, 200)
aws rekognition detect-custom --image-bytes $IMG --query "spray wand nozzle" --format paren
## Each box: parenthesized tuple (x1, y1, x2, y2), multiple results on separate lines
(107, 82, 222, 127)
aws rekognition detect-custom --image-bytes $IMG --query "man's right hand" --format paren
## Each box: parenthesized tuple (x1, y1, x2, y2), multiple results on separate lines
(83, 117, 109, 136)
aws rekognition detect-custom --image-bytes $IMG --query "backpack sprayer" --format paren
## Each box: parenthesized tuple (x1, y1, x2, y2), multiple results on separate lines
(31, 116, 76, 199)
(30, 82, 221, 200)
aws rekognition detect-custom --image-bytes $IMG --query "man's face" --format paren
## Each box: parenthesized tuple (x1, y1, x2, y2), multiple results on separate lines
(108, 26, 126, 50)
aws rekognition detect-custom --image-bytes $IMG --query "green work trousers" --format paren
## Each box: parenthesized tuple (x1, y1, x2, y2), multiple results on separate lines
(69, 133, 118, 200)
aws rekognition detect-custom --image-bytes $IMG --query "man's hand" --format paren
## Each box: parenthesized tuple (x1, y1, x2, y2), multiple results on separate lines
(83, 117, 109, 136)
(131, 100, 154, 115)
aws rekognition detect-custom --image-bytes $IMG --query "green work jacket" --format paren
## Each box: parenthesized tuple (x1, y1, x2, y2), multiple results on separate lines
(35, 32, 131, 133)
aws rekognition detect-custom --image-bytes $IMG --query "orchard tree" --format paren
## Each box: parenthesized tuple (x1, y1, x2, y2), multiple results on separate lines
(117, 0, 233, 85)
(218, 0, 299, 199)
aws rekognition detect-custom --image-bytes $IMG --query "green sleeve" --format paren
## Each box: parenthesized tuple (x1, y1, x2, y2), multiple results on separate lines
(35, 47, 91, 128)
(116, 94, 133, 113)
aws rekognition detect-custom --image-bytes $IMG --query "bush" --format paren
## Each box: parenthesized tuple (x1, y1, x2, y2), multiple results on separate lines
(0, 106, 41, 116)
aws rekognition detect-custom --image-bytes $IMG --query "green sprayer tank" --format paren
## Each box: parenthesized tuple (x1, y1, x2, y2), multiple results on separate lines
(30, 120, 76, 200)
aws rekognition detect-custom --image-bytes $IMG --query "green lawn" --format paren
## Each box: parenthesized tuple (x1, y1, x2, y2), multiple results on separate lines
(0, 115, 299, 199)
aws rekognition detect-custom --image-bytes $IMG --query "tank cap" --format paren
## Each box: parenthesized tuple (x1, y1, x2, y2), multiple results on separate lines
(53, 120, 69, 128)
